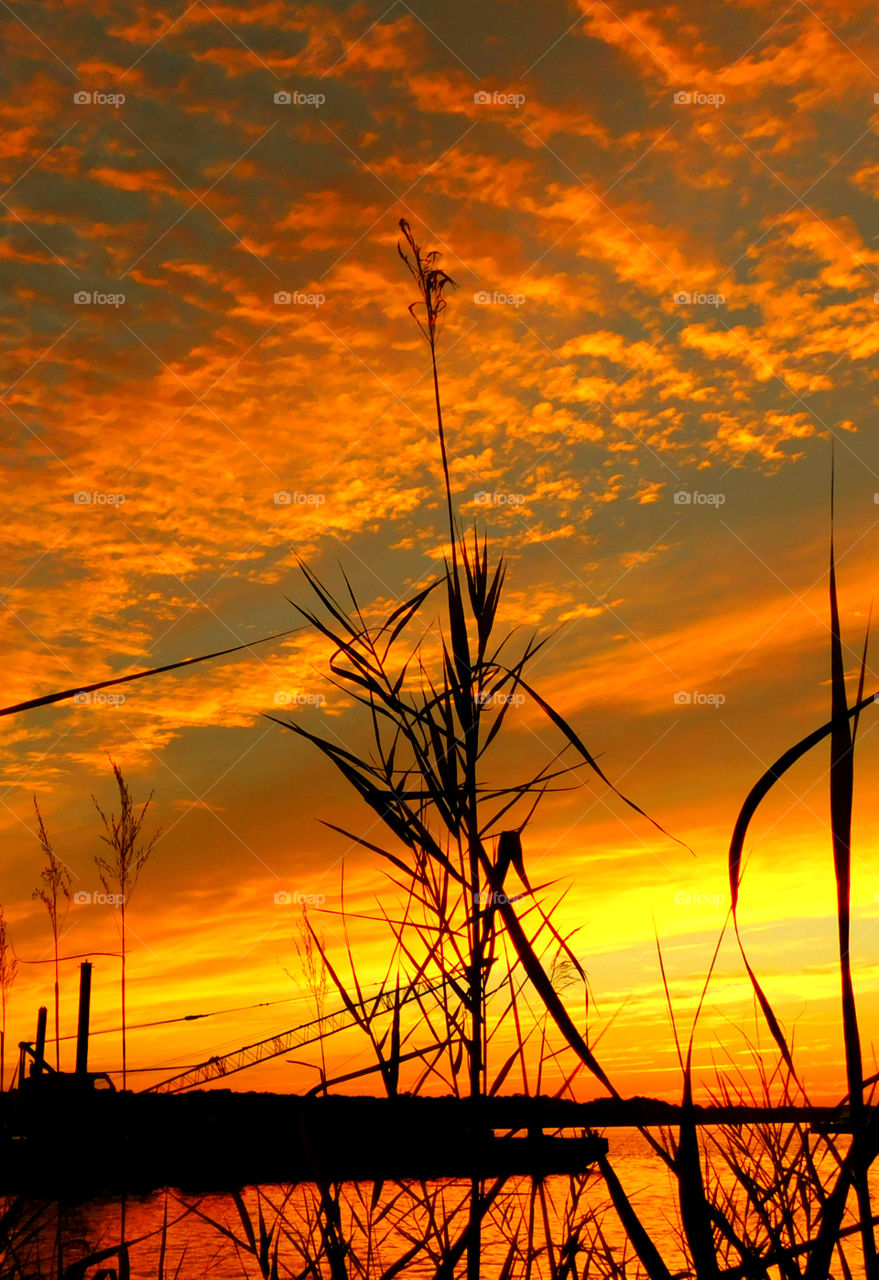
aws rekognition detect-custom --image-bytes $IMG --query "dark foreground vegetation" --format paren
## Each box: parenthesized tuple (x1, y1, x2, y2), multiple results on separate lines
(1, 222, 877, 1278)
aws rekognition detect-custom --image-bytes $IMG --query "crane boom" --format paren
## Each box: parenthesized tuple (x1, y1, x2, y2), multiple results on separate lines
(144, 977, 452, 1094)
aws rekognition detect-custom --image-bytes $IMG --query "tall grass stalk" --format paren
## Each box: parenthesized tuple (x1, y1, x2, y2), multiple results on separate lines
(270, 222, 879, 1279)
(0, 906, 17, 1092)
(271, 220, 683, 1279)
(32, 800, 71, 1073)
(93, 758, 162, 1091)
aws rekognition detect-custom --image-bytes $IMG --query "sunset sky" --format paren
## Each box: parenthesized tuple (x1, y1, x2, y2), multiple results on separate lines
(2, 0, 879, 1104)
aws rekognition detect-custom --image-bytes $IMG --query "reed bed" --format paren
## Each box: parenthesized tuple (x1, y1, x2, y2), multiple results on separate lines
(2, 222, 877, 1279)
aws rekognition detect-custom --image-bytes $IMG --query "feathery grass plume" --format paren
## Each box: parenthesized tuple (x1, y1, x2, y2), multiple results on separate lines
(258, 223, 879, 1280)
(290, 906, 330, 1089)
(270, 221, 688, 1280)
(397, 218, 458, 552)
(93, 758, 162, 1091)
(32, 798, 71, 1072)
(0, 905, 17, 1092)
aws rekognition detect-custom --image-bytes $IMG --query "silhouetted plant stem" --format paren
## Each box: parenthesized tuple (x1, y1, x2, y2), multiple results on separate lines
(0, 905, 17, 1092)
(32, 800, 70, 1073)
(93, 759, 161, 1090)
(829, 513, 877, 1280)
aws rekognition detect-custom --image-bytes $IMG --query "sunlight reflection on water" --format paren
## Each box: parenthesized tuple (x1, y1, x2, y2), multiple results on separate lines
(17, 1128, 877, 1279)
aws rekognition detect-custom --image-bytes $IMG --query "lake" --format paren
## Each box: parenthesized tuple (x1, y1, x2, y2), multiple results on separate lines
(3, 1127, 872, 1278)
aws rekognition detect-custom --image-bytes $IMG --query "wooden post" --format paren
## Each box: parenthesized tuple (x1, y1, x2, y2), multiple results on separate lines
(33, 1006, 47, 1076)
(75, 962, 92, 1077)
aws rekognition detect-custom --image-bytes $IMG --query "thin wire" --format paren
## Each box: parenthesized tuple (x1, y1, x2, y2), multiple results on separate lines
(43, 972, 424, 1042)
(45, 993, 311, 1042)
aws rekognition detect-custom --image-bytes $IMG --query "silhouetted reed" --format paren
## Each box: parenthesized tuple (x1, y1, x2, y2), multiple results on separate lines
(5, 222, 878, 1280)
